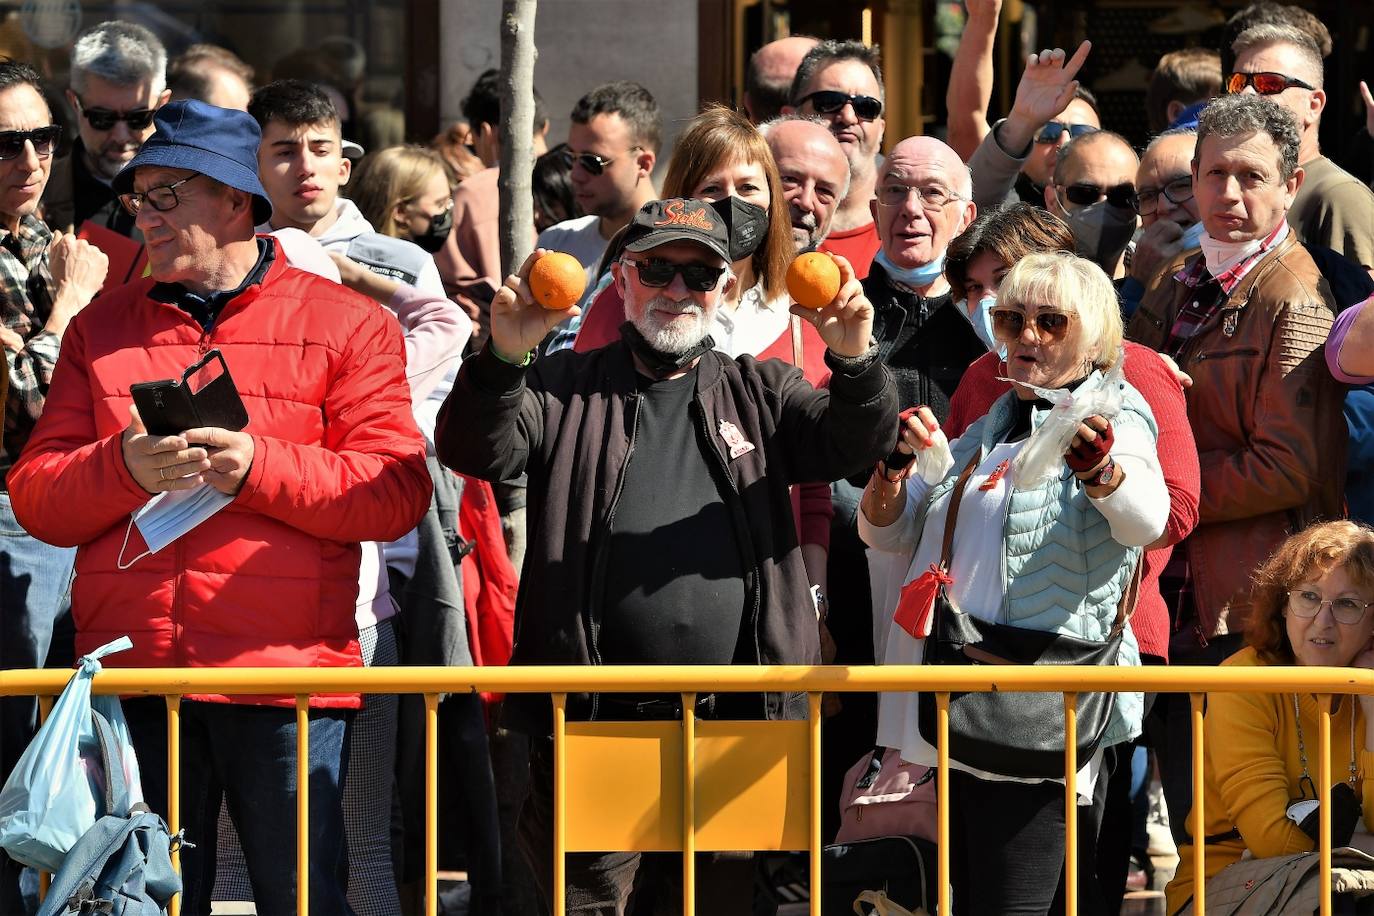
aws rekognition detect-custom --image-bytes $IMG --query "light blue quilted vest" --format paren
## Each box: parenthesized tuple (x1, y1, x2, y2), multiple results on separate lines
(920, 370, 1158, 748)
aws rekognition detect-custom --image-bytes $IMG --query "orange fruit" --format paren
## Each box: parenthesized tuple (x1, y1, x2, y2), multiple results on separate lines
(786, 251, 841, 309)
(529, 251, 587, 310)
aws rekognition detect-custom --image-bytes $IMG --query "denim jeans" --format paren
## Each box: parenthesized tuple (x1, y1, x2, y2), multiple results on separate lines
(0, 492, 77, 914)
(123, 697, 356, 916)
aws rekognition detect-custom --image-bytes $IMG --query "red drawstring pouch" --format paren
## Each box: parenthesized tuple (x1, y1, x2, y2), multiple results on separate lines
(893, 564, 952, 639)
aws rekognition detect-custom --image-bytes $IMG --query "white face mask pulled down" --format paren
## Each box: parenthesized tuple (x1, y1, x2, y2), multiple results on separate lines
(117, 484, 234, 569)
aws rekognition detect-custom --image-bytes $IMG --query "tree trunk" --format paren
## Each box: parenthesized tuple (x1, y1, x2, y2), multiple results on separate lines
(498, 0, 537, 279)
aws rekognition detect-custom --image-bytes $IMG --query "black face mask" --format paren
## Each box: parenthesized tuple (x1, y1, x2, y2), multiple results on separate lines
(411, 207, 453, 254)
(620, 322, 716, 378)
(710, 196, 769, 263)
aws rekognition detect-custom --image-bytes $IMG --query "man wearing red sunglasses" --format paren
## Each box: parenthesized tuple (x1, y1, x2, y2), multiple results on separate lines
(42, 21, 170, 242)
(1231, 24, 1374, 269)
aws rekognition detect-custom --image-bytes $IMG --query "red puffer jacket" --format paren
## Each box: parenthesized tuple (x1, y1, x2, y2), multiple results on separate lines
(8, 247, 432, 708)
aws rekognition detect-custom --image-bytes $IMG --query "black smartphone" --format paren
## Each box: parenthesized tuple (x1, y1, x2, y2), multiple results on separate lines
(130, 350, 248, 437)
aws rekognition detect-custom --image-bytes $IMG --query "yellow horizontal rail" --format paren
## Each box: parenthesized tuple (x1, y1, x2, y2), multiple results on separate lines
(1, 663, 1368, 696)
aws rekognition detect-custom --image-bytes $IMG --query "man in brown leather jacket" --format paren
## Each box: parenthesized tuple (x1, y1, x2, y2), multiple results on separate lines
(1127, 93, 1345, 839)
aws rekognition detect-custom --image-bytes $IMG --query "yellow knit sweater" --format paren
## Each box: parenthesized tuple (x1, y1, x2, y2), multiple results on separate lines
(1166, 647, 1374, 914)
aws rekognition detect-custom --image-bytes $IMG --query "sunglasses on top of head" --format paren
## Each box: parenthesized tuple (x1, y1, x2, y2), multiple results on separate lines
(624, 257, 726, 292)
(557, 146, 643, 176)
(0, 126, 61, 161)
(1060, 182, 1139, 211)
(1033, 121, 1098, 144)
(990, 308, 1072, 341)
(798, 91, 884, 121)
(1225, 71, 1316, 96)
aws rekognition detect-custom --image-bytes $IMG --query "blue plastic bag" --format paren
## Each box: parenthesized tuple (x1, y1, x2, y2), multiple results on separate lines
(0, 636, 144, 872)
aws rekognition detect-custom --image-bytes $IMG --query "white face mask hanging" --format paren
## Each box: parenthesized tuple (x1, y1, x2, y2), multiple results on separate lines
(116, 484, 234, 569)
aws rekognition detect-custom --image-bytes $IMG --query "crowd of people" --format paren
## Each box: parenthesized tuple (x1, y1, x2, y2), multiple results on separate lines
(4, 4, 1374, 916)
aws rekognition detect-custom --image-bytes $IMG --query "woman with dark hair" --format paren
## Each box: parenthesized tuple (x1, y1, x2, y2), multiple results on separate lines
(532, 142, 580, 233)
(1167, 520, 1374, 914)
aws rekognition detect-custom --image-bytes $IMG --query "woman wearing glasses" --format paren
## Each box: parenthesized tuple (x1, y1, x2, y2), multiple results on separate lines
(863, 251, 1167, 915)
(1166, 520, 1374, 915)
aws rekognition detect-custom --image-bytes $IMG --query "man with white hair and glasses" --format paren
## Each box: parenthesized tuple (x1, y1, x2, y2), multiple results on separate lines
(44, 20, 171, 241)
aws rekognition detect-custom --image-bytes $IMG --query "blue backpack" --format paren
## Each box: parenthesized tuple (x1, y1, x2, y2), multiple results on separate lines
(36, 712, 182, 916)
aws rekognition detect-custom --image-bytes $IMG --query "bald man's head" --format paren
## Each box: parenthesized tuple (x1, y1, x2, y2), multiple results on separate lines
(764, 116, 850, 249)
(873, 136, 977, 272)
(745, 36, 820, 123)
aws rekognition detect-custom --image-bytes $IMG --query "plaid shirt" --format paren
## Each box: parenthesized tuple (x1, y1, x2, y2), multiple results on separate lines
(0, 213, 56, 487)
(1163, 221, 1288, 358)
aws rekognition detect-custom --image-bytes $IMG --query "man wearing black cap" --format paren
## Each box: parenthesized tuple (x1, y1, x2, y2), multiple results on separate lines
(8, 100, 432, 916)
(437, 197, 896, 911)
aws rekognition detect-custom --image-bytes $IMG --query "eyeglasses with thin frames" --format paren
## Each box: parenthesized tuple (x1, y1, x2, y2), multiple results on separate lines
(1286, 589, 1374, 625)
(118, 173, 204, 216)
(558, 146, 643, 176)
(0, 126, 60, 161)
(876, 183, 965, 211)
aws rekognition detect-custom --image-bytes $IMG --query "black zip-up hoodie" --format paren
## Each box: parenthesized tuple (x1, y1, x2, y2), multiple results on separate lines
(437, 328, 898, 733)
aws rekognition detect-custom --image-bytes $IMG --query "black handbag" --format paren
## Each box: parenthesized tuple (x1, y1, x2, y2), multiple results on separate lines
(915, 455, 1140, 779)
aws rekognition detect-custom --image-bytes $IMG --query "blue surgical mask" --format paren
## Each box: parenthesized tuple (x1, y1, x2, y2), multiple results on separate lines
(957, 294, 998, 350)
(874, 248, 946, 289)
(1179, 220, 1207, 250)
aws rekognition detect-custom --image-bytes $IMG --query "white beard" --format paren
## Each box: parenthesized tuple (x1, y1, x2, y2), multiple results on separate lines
(627, 293, 713, 354)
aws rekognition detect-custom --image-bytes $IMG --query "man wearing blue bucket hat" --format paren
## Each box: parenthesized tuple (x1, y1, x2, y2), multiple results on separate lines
(8, 100, 432, 916)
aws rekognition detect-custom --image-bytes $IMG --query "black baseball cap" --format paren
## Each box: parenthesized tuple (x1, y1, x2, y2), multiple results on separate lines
(622, 198, 731, 262)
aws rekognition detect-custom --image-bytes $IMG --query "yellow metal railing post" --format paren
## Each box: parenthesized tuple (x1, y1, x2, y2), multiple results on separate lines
(1319, 695, 1333, 916)
(1064, 692, 1078, 916)
(808, 692, 822, 916)
(296, 695, 309, 916)
(553, 693, 567, 916)
(937, 691, 951, 916)
(424, 693, 440, 916)
(167, 695, 182, 916)
(1191, 692, 1205, 916)
(36, 694, 53, 904)
(682, 692, 697, 915)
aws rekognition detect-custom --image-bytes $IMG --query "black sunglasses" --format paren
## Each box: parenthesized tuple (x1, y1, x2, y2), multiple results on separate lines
(1061, 182, 1139, 211)
(558, 146, 642, 176)
(76, 101, 156, 132)
(990, 308, 1072, 341)
(1034, 121, 1098, 144)
(1226, 71, 1316, 96)
(624, 257, 726, 293)
(798, 90, 883, 121)
(0, 126, 60, 161)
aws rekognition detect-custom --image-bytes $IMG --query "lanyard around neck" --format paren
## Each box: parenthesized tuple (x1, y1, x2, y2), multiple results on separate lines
(1292, 693, 1358, 799)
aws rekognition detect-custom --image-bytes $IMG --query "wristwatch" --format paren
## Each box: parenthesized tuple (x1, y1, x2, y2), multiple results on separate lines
(1083, 460, 1117, 488)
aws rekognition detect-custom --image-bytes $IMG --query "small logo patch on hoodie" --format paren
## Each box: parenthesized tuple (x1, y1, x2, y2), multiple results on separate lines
(718, 419, 755, 459)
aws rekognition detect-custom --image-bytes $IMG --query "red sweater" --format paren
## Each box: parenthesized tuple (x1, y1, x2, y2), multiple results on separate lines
(573, 281, 834, 548)
(818, 222, 879, 280)
(944, 342, 1200, 661)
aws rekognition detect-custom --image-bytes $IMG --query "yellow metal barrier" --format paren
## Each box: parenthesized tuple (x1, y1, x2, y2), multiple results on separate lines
(4, 664, 1369, 916)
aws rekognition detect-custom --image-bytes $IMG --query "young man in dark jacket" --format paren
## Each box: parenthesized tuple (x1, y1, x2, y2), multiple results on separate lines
(437, 197, 896, 911)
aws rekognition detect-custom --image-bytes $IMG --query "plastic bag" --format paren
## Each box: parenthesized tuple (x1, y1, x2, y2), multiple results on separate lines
(0, 636, 143, 872)
(1000, 350, 1127, 488)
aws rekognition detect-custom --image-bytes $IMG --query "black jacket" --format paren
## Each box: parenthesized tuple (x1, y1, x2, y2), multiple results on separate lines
(863, 263, 989, 423)
(437, 332, 898, 732)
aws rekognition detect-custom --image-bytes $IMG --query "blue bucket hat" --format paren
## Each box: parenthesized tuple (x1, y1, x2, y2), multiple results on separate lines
(112, 100, 272, 225)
